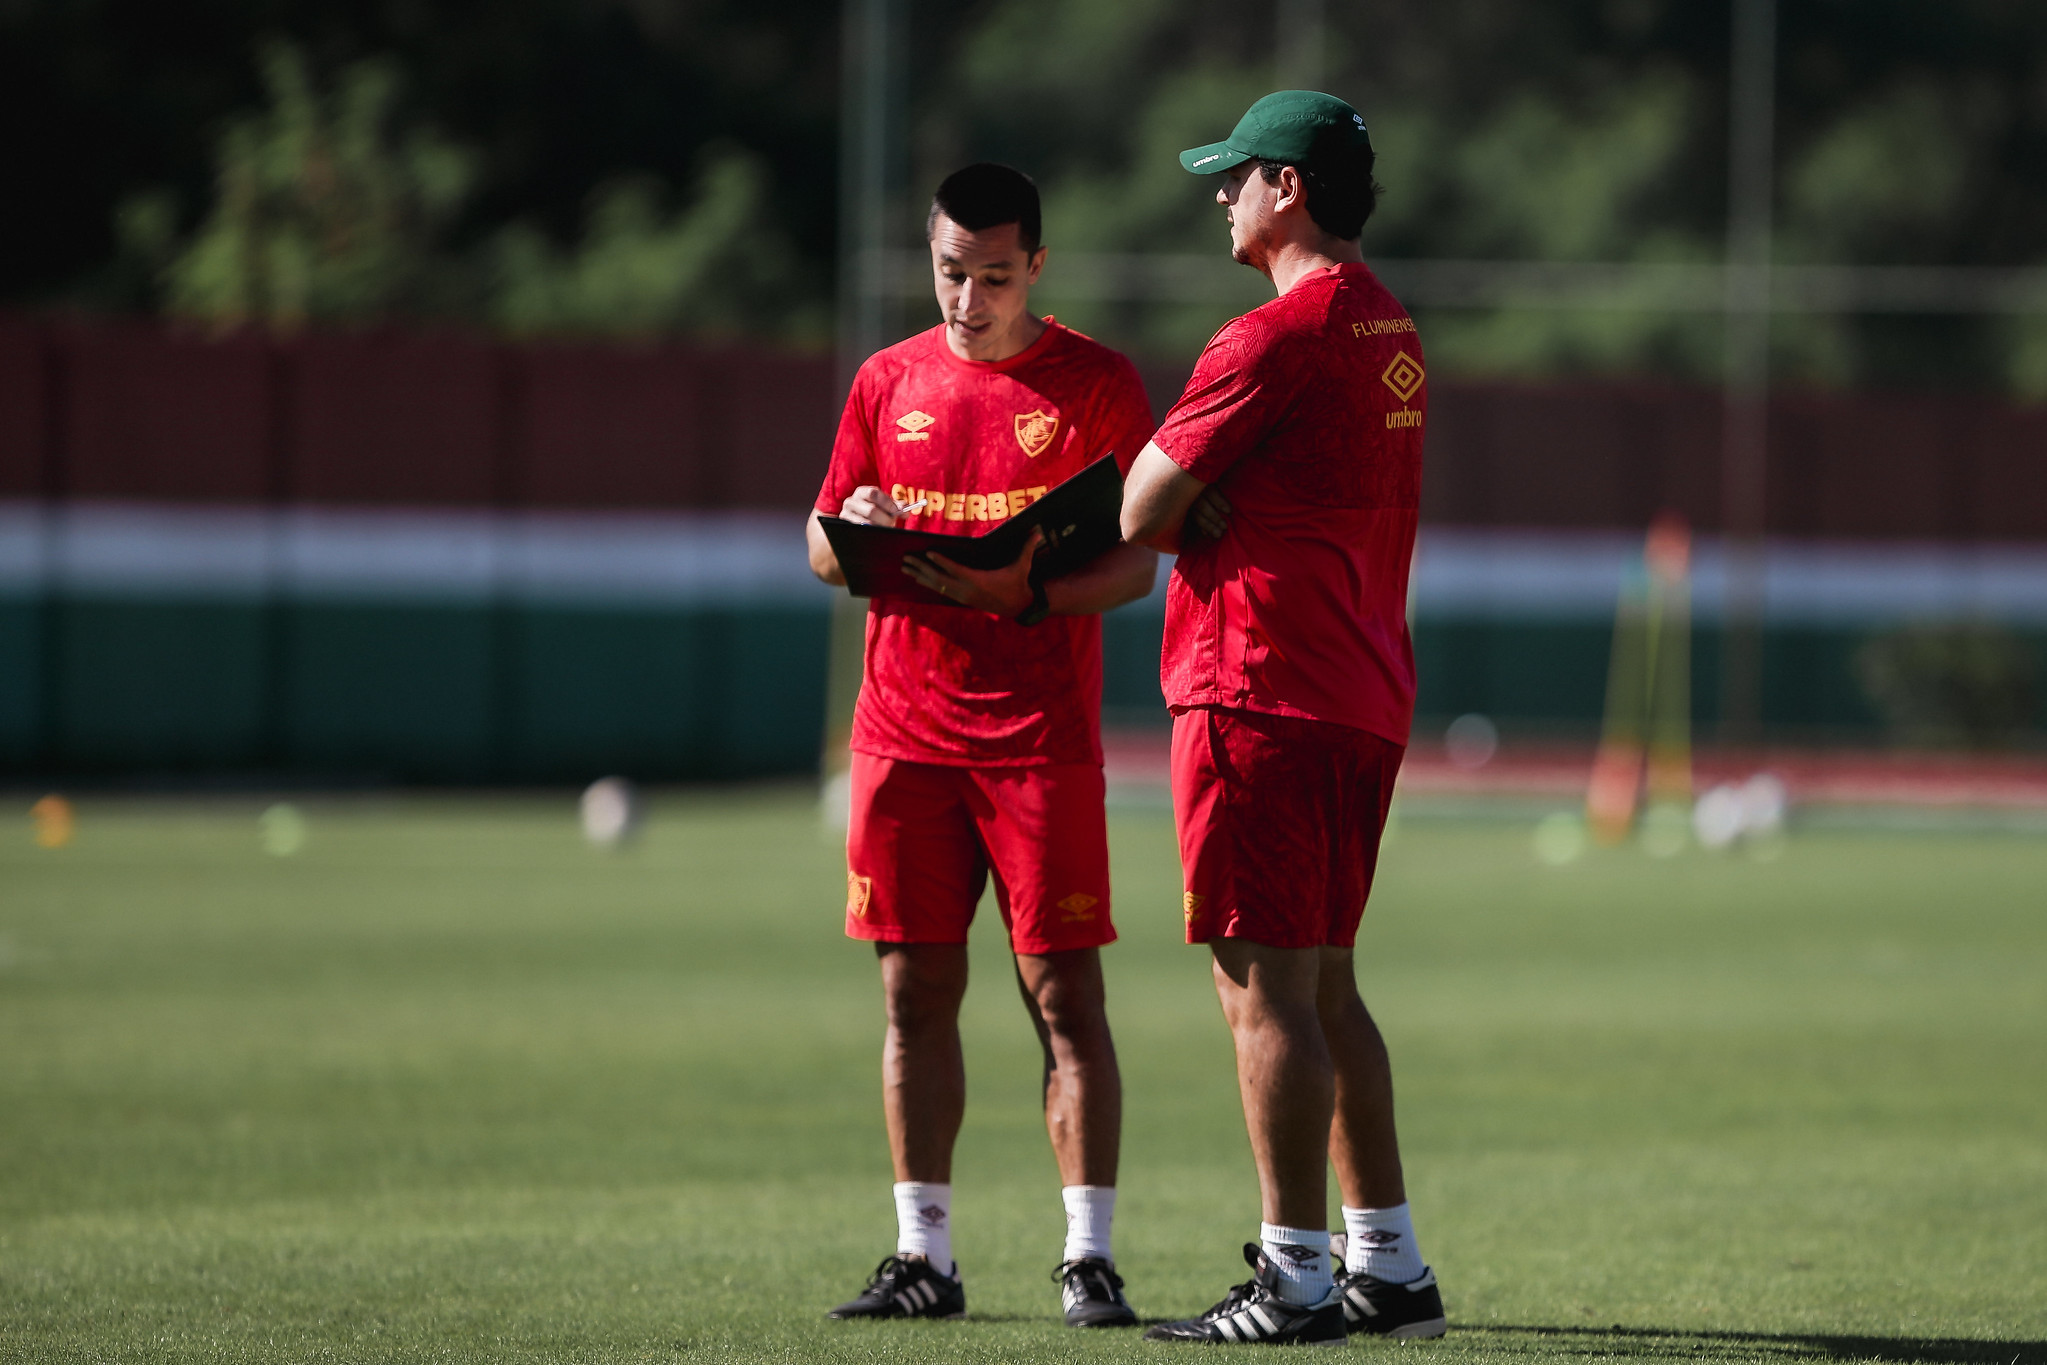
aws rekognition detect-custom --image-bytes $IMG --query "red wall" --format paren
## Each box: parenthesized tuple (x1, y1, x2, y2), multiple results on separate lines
(4, 315, 2042, 539)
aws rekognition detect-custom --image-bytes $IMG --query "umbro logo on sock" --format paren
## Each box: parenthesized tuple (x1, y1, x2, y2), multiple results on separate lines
(1360, 1230, 1400, 1247)
(917, 1205, 947, 1228)
(1275, 1245, 1321, 1264)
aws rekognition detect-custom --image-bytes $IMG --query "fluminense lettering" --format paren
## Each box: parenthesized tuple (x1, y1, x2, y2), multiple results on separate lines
(1352, 318, 1417, 337)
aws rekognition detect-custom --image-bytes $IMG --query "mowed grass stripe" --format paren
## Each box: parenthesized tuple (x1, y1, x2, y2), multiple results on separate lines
(2, 793, 2042, 1362)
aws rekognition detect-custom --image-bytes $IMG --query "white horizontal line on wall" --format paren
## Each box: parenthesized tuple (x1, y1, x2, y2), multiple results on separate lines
(4, 503, 2045, 625)
(0, 502, 832, 607)
(1413, 528, 2047, 625)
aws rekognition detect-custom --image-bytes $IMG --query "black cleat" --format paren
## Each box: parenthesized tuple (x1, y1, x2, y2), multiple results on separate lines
(1057, 1256, 1137, 1328)
(825, 1254, 966, 1320)
(1336, 1263, 1447, 1339)
(1143, 1244, 1344, 1346)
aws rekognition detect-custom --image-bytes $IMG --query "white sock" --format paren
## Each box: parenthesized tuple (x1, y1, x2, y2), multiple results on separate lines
(1259, 1223, 1332, 1306)
(893, 1182, 954, 1278)
(1061, 1185, 1116, 1264)
(1342, 1202, 1425, 1284)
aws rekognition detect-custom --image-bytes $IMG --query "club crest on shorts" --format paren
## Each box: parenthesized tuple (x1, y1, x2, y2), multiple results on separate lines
(1013, 409, 1059, 458)
(846, 872, 873, 917)
(1056, 892, 1099, 923)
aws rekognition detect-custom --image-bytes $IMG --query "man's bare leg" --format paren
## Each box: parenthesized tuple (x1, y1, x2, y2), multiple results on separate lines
(1014, 947, 1121, 1186)
(878, 942, 969, 1182)
(1318, 947, 1406, 1209)
(824, 943, 970, 1318)
(1208, 938, 1332, 1229)
(1016, 946, 1136, 1324)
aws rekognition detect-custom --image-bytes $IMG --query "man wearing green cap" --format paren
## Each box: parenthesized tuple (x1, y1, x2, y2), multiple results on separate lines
(1120, 91, 1447, 1346)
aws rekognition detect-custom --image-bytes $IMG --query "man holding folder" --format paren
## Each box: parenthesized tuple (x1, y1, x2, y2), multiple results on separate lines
(806, 162, 1157, 1327)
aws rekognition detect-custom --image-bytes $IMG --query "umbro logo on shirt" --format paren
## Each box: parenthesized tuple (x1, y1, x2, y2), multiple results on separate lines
(1381, 352, 1425, 404)
(896, 411, 935, 441)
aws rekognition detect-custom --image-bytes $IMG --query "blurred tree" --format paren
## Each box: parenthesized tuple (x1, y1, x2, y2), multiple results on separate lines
(121, 43, 477, 329)
(0, 0, 844, 329)
(488, 152, 828, 342)
(7, 0, 2045, 374)
(1856, 623, 2040, 748)
(919, 0, 2047, 389)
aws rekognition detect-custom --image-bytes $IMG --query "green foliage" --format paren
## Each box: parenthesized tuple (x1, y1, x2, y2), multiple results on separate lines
(128, 43, 477, 330)
(488, 153, 827, 344)
(928, 0, 2047, 387)
(120, 43, 825, 343)
(1856, 622, 2040, 748)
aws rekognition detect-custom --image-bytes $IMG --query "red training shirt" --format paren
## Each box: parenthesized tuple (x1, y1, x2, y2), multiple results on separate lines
(816, 321, 1155, 767)
(1151, 262, 1424, 744)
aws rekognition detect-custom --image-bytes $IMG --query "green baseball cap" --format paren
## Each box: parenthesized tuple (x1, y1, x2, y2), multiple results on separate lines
(1178, 90, 1371, 174)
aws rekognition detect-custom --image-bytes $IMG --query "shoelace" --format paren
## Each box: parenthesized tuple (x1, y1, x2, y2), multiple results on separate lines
(1052, 1260, 1125, 1290)
(1196, 1277, 1260, 1322)
(864, 1255, 915, 1294)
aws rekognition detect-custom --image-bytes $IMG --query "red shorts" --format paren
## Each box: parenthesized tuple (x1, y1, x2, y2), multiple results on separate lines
(1172, 706, 1404, 949)
(844, 752, 1116, 955)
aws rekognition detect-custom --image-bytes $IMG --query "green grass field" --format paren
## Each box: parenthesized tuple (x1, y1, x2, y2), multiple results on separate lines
(3, 790, 2043, 1364)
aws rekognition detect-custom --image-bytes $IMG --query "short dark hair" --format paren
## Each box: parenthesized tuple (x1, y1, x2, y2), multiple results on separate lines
(927, 162, 1042, 256)
(1255, 149, 1382, 241)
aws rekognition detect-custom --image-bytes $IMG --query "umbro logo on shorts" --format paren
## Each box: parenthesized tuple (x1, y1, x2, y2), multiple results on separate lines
(1056, 892, 1098, 922)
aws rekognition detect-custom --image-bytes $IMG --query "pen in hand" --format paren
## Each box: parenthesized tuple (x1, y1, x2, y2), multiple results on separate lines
(899, 498, 929, 516)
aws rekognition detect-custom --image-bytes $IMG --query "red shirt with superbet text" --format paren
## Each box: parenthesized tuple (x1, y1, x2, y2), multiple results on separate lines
(816, 321, 1155, 766)
(1151, 263, 1424, 744)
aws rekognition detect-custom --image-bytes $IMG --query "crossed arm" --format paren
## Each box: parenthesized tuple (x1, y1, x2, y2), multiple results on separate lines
(1119, 441, 1233, 553)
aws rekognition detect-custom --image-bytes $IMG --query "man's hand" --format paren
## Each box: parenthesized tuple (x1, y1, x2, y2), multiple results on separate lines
(840, 484, 905, 526)
(1186, 485, 1234, 542)
(1121, 441, 1220, 552)
(902, 528, 1044, 617)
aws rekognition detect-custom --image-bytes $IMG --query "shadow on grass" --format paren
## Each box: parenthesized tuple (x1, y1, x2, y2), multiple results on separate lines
(1469, 1323, 2042, 1365)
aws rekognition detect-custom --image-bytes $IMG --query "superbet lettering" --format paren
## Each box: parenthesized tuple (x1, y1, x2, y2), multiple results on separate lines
(887, 484, 1049, 523)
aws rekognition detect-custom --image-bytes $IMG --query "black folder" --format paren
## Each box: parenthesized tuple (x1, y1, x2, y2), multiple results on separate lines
(817, 454, 1125, 608)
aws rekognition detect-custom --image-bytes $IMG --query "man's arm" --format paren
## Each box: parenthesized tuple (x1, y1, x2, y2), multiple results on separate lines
(905, 534, 1158, 618)
(1043, 541, 1158, 614)
(807, 485, 905, 586)
(1121, 441, 1233, 552)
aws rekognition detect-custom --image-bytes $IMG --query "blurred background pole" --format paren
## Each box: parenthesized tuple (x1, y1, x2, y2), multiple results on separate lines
(1718, 0, 1776, 747)
(823, 0, 906, 812)
(1276, 0, 1327, 90)
(838, 0, 903, 395)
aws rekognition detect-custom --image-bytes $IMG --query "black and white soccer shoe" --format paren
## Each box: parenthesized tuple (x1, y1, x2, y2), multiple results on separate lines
(1143, 1243, 1345, 1346)
(825, 1254, 966, 1320)
(1335, 1263, 1447, 1339)
(1056, 1256, 1137, 1328)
